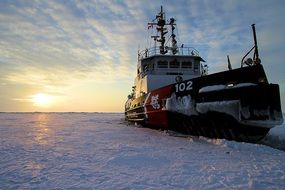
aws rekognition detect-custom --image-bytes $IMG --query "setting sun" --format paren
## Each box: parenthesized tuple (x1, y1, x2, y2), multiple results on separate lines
(31, 93, 52, 107)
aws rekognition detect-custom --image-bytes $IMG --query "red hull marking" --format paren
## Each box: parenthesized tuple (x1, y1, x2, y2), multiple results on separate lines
(144, 85, 173, 128)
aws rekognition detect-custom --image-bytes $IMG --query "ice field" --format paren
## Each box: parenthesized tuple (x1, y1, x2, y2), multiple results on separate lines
(0, 113, 285, 189)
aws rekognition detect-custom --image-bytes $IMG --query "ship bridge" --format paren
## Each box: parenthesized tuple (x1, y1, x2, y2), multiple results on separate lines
(134, 46, 206, 98)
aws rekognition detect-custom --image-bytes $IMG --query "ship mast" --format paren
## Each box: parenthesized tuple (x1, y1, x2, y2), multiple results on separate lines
(169, 17, 178, 55)
(148, 6, 178, 55)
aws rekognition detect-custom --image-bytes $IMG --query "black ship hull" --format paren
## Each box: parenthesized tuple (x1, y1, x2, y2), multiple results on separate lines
(167, 111, 270, 143)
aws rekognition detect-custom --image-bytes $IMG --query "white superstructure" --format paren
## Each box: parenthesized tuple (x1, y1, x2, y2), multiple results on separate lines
(134, 49, 205, 98)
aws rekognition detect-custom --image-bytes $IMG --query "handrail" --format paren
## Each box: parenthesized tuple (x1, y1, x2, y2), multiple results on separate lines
(138, 46, 200, 60)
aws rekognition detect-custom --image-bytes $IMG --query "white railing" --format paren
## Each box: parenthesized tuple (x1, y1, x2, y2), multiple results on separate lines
(138, 46, 200, 60)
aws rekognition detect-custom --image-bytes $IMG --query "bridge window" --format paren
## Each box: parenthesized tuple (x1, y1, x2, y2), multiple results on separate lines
(181, 61, 192, 69)
(194, 62, 199, 72)
(157, 60, 168, 68)
(143, 64, 148, 72)
(169, 60, 180, 68)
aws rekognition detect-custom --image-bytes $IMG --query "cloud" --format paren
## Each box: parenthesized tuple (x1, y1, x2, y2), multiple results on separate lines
(0, 0, 285, 111)
(0, 0, 141, 86)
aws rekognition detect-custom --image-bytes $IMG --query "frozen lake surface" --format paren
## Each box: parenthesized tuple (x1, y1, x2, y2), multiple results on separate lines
(0, 113, 285, 189)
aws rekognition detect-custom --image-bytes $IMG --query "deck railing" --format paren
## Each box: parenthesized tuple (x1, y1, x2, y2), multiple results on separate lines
(138, 46, 200, 60)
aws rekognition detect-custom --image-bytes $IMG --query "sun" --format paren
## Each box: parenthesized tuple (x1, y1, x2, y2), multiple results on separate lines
(31, 93, 52, 107)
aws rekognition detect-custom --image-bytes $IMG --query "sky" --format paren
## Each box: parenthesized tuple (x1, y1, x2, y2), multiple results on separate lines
(0, 0, 285, 112)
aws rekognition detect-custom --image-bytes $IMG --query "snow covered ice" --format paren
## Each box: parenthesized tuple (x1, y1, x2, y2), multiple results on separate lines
(0, 113, 285, 189)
